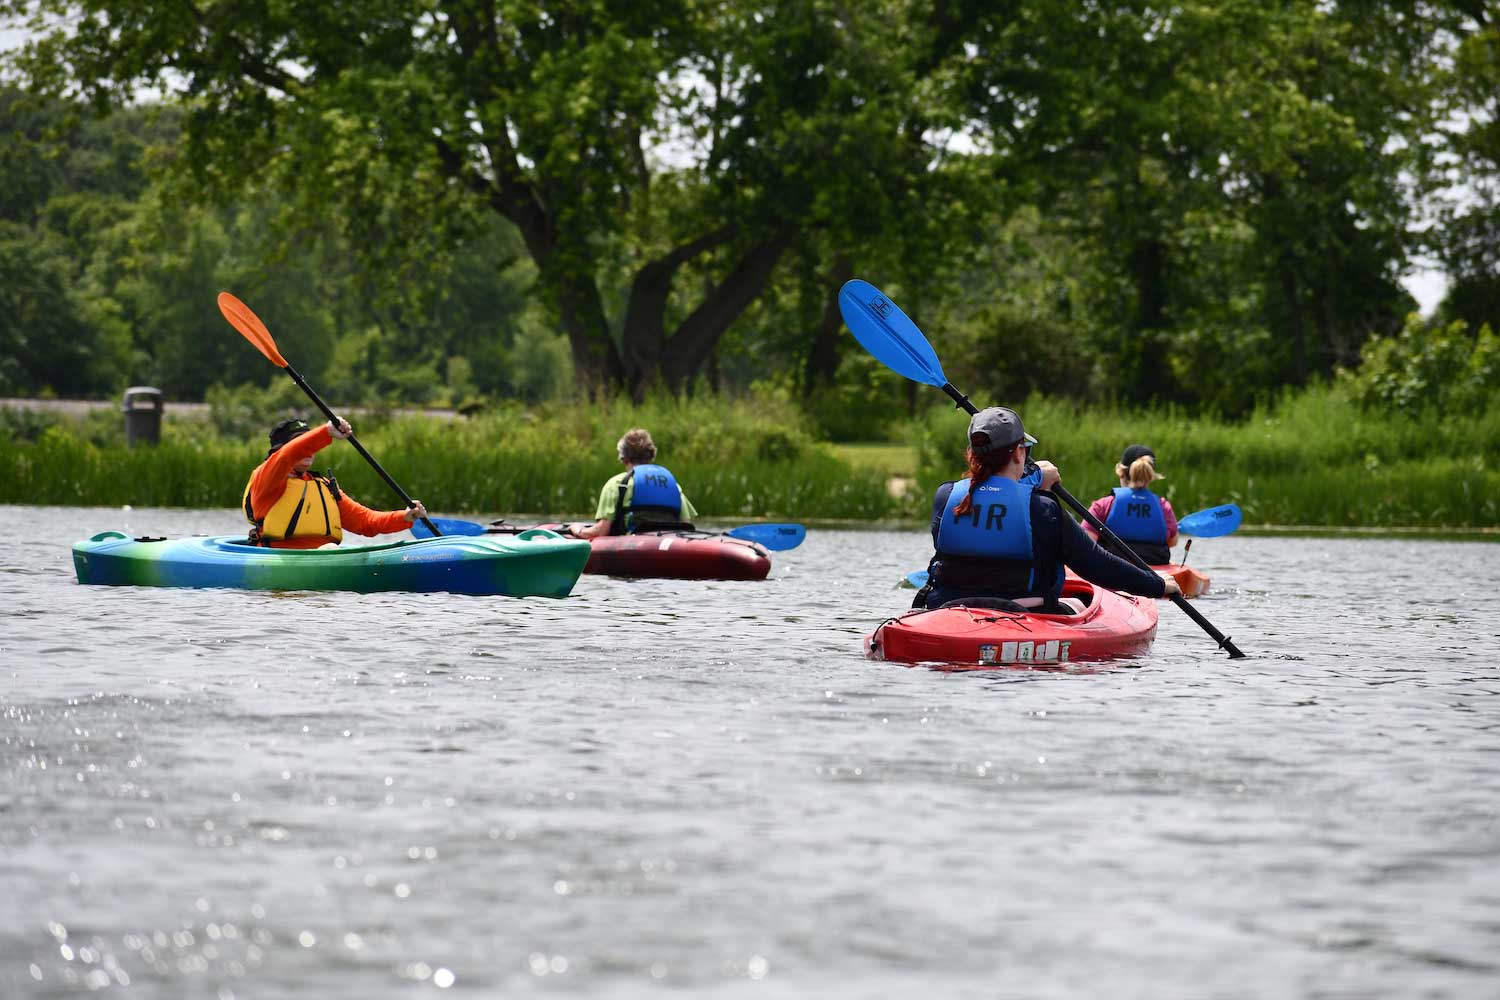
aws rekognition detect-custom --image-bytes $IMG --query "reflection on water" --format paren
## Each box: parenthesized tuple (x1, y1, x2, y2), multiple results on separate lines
(3, 505, 1500, 997)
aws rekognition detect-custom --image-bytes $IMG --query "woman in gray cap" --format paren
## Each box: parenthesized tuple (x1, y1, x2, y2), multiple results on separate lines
(921, 407, 1179, 611)
(1084, 444, 1179, 565)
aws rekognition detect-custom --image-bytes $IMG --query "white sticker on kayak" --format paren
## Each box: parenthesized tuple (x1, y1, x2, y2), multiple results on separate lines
(659, 538, 674, 550)
(979, 640, 1070, 665)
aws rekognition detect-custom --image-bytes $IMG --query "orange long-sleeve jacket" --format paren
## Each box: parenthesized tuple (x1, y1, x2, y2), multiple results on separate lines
(244, 424, 410, 548)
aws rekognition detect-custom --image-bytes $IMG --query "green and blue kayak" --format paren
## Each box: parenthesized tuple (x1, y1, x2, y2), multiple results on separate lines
(72, 530, 591, 598)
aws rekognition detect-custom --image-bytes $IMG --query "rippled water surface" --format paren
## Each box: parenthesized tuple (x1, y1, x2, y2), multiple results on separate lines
(4, 504, 1500, 998)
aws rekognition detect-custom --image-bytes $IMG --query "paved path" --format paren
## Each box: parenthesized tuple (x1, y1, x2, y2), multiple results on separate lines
(0, 398, 459, 418)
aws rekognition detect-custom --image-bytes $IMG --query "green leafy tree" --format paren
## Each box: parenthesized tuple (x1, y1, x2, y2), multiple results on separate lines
(1432, 3, 1500, 335)
(1343, 313, 1500, 413)
(949, 1, 1446, 406)
(0, 220, 115, 393)
(3, 0, 956, 398)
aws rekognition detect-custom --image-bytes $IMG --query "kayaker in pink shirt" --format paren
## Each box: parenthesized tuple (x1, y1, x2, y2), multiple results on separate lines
(1085, 444, 1178, 565)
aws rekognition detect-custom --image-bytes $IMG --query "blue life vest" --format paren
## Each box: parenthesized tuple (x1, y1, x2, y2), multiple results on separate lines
(622, 464, 682, 532)
(937, 476, 1034, 558)
(930, 476, 1047, 599)
(1103, 486, 1168, 543)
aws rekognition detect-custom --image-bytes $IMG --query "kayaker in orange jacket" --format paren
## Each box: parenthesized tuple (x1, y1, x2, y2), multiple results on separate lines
(243, 417, 427, 548)
(1084, 444, 1179, 565)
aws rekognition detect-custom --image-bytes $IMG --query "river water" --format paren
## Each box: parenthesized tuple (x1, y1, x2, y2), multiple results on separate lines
(3, 504, 1499, 998)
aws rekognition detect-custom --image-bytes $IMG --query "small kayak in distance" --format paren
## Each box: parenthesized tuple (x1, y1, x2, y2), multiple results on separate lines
(565, 528, 771, 581)
(866, 579, 1158, 668)
(72, 530, 591, 597)
(1066, 564, 1211, 599)
(439, 522, 774, 581)
(1156, 564, 1210, 598)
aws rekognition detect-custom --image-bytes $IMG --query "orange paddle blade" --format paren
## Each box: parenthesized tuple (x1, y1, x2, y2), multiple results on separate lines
(217, 292, 288, 368)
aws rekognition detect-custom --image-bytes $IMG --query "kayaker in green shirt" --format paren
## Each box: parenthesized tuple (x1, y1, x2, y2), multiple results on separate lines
(567, 428, 699, 539)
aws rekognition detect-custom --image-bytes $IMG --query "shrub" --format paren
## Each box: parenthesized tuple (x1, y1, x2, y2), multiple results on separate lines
(1343, 314, 1500, 414)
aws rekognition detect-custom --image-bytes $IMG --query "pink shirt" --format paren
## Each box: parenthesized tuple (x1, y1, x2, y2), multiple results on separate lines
(1085, 492, 1178, 545)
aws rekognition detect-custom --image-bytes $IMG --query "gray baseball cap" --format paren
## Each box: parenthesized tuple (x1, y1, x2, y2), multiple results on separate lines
(967, 406, 1037, 455)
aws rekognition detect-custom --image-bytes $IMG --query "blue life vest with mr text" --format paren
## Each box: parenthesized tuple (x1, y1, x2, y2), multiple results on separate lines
(1102, 486, 1167, 544)
(617, 464, 683, 533)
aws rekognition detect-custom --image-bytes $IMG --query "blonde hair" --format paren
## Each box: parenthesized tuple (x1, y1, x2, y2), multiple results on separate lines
(617, 428, 657, 464)
(1115, 455, 1163, 489)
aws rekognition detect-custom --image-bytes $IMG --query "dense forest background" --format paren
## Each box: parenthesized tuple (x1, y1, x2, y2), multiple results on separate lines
(2, 1, 1497, 442)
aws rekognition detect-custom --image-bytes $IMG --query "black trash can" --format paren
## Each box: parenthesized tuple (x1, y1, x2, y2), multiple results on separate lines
(122, 386, 163, 447)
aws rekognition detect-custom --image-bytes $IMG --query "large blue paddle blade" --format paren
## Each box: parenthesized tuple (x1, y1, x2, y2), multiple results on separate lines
(725, 523, 806, 551)
(837, 279, 947, 388)
(1177, 503, 1242, 537)
(410, 516, 487, 539)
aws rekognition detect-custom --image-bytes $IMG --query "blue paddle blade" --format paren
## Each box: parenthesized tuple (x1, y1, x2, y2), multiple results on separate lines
(725, 523, 806, 551)
(410, 516, 487, 539)
(902, 570, 930, 589)
(1177, 503, 1242, 537)
(837, 279, 947, 388)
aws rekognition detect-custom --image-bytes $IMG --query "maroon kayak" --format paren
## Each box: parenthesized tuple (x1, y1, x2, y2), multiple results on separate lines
(534, 525, 771, 580)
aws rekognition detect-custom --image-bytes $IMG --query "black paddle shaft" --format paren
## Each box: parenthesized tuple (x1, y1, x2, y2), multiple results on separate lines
(938, 381, 1245, 659)
(281, 364, 444, 538)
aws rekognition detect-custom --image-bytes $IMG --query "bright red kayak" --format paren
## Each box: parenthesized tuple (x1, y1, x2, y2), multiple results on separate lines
(866, 579, 1158, 668)
(533, 525, 771, 580)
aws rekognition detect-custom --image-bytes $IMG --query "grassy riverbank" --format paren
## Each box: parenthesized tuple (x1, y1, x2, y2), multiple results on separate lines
(0, 394, 902, 520)
(914, 385, 1500, 529)
(4, 383, 1498, 529)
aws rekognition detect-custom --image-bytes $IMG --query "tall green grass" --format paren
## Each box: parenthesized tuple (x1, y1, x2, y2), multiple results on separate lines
(0, 395, 901, 520)
(913, 384, 1500, 528)
(7, 384, 1499, 528)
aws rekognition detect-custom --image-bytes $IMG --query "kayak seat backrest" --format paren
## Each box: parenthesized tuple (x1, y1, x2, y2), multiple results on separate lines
(939, 597, 1029, 613)
(937, 596, 1088, 616)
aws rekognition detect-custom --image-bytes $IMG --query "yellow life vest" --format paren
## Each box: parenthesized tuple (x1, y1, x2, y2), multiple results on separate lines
(243, 474, 343, 545)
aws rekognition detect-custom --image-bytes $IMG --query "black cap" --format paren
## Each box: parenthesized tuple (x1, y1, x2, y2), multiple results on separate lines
(1120, 444, 1156, 468)
(268, 418, 310, 453)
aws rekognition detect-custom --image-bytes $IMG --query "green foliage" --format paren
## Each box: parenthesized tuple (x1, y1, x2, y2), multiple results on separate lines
(10, 383, 1500, 528)
(912, 382, 1500, 529)
(1342, 314, 1500, 414)
(501, 326, 575, 404)
(0, 219, 106, 395)
(0, 3, 1493, 420)
(0, 406, 61, 442)
(798, 354, 916, 443)
(204, 381, 313, 441)
(0, 391, 898, 519)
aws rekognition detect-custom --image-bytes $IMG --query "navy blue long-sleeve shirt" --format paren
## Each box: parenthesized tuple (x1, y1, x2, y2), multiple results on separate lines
(928, 479, 1166, 604)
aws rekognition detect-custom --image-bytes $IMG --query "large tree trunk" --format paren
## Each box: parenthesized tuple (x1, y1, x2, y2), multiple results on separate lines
(552, 266, 624, 392)
(1130, 235, 1172, 399)
(1280, 267, 1308, 384)
(657, 227, 796, 394)
(504, 199, 623, 392)
(803, 253, 854, 389)
(618, 225, 738, 401)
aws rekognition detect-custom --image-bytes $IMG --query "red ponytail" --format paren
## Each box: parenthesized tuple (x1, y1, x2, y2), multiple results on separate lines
(952, 444, 1014, 517)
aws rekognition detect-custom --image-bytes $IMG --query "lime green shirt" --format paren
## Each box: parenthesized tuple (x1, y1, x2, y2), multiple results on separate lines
(594, 470, 698, 523)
